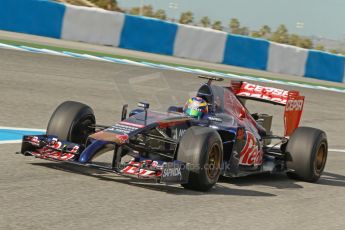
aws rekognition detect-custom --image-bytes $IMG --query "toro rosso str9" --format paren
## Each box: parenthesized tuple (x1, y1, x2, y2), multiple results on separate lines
(20, 76, 328, 191)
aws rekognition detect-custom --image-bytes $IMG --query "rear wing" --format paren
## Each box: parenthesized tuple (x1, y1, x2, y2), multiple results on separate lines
(231, 81, 289, 105)
(230, 81, 304, 136)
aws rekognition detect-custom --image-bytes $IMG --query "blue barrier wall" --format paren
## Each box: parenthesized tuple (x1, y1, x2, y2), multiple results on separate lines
(119, 15, 178, 55)
(0, 0, 65, 38)
(223, 35, 269, 70)
(305, 51, 345, 83)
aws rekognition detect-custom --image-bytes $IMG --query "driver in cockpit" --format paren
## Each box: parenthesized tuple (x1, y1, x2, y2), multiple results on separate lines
(183, 97, 208, 119)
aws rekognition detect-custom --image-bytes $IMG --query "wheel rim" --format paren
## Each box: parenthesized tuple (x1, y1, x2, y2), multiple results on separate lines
(206, 144, 221, 180)
(315, 143, 327, 174)
(71, 115, 95, 144)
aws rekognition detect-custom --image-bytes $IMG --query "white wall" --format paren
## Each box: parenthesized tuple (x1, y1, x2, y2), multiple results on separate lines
(61, 5, 124, 47)
(267, 42, 308, 76)
(173, 24, 227, 63)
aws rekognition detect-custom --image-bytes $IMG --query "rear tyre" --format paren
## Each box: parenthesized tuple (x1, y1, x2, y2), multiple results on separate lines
(286, 127, 328, 182)
(46, 101, 95, 145)
(177, 126, 223, 191)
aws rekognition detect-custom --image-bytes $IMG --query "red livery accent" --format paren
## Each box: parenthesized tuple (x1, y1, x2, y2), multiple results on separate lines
(70, 145, 80, 154)
(33, 148, 76, 161)
(119, 121, 144, 128)
(116, 134, 129, 144)
(284, 91, 304, 136)
(121, 160, 158, 178)
(240, 131, 263, 166)
(89, 131, 129, 144)
(52, 141, 62, 149)
(158, 118, 191, 128)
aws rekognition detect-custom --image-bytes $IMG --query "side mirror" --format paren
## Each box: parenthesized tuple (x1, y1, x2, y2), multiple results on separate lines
(137, 102, 149, 125)
(121, 104, 128, 121)
(137, 102, 150, 109)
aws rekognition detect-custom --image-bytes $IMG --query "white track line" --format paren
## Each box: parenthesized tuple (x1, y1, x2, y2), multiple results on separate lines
(40, 48, 70, 56)
(0, 140, 22, 145)
(81, 54, 113, 62)
(0, 43, 25, 51)
(0, 126, 46, 132)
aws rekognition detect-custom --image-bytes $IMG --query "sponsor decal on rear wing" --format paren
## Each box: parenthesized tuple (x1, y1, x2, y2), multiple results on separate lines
(230, 81, 304, 136)
(284, 91, 304, 136)
(231, 81, 288, 105)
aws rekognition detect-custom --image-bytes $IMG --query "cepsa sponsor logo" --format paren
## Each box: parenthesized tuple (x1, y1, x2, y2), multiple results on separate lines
(285, 99, 304, 112)
(237, 83, 288, 104)
(243, 83, 288, 97)
(240, 131, 263, 166)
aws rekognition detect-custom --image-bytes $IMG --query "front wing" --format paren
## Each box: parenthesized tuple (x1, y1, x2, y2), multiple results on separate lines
(20, 135, 189, 184)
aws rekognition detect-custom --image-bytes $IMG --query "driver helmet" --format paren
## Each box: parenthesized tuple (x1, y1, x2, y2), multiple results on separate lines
(183, 97, 208, 119)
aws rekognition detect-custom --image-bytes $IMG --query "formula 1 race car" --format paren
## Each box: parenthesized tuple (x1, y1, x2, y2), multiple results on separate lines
(19, 76, 328, 191)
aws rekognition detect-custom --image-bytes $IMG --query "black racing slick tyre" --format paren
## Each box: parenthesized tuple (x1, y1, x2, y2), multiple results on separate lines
(46, 101, 95, 145)
(286, 127, 328, 182)
(177, 126, 223, 191)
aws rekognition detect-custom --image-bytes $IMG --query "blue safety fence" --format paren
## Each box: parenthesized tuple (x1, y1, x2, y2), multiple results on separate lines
(223, 34, 270, 71)
(119, 15, 178, 55)
(305, 51, 345, 83)
(0, 0, 65, 38)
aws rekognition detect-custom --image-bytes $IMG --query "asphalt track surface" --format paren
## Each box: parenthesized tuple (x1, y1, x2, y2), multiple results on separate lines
(1, 47, 345, 230)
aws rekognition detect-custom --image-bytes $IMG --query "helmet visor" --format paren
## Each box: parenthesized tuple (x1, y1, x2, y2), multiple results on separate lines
(185, 108, 202, 118)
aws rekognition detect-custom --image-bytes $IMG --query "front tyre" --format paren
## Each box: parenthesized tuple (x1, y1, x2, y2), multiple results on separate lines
(46, 101, 95, 145)
(286, 127, 328, 182)
(177, 127, 223, 191)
